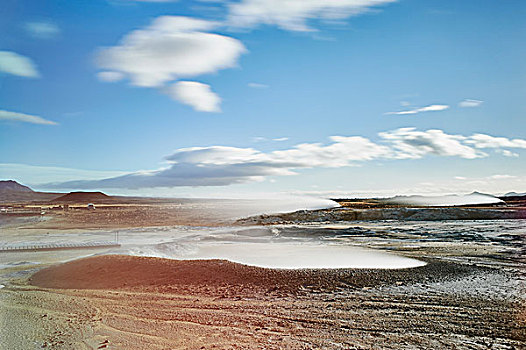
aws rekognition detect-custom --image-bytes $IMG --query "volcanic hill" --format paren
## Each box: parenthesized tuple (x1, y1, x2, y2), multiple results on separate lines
(0, 180, 61, 203)
(52, 191, 114, 203)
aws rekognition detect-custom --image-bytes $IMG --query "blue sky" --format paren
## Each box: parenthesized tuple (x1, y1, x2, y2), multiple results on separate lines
(1, 0, 525, 197)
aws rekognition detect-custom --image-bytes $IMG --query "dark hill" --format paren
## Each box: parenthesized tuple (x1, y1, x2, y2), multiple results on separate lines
(0, 180, 34, 192)
(0, 180, 62, 203)
(52, 191, 113, 203)
(498, 193, 526, 207)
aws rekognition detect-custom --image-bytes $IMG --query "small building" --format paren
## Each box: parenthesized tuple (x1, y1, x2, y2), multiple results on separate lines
(87, 203, 95, 210)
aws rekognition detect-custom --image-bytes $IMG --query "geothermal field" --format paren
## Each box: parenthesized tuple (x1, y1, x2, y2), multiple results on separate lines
(0, 189, 525, 349)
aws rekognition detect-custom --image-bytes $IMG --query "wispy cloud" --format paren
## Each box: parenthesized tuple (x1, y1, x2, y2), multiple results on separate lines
(248, 82, 269, 88)
(48, 128, 526, 189)
(252, 136, 288, 142)
(488, 174, 516, 180)
(166, 81, 221, 112)
(386, 104, 449, 115)
(95, 16, 246, 111)
(465, 134, 526, 149)
(459, 99, 483, 108)
(24, 21, 60, 39)
(496, 149, 519, 157)
(0, 51, 40, 78)
(0, 109, 57, 125)
(227, 0, 397, 32)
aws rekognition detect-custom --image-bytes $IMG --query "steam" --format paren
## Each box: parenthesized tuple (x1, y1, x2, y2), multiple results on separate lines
(175, 242, 427, 269)
(382, 192, 503, 207)
(231, 195, 339, 215)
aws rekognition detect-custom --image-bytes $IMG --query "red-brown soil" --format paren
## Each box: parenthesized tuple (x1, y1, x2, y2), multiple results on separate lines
(25, 255, 525, 349)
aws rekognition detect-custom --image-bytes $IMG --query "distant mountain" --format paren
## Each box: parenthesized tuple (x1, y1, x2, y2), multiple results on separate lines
(502, 192, 526, 197)
(0, 180, 34, 192)
(0, 180, 165, 205)
(498, 192, 526, 206)
(0, 180, 62, 203)
(52, 191, 113, 203)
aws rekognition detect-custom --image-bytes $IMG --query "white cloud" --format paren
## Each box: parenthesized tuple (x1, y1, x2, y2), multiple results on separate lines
(459, 99, 483, 108)
(166, 146, 263, 165)
(268, 135, 392, 167)
(0, 109, 57, 125)
(465, 134, 526, 149)
(227, 0, 397, 32)
(49, 137, 389, 189)
(167, 81, 221, 112)
(96, 16, 246, 87)
(386, 104, 449, 115)
(95, 16, 246, 111)
(47, 128, 526, 189)
(24, 21, 60, 39)
(252, 136, 288, 142)
(378, 128, 485, 159)
(248, 82, 269, 88)
(0, 51, 40, 78)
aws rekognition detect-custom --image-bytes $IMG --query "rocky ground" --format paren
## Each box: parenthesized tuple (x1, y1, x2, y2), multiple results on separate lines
(237, 207, 526, 225)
